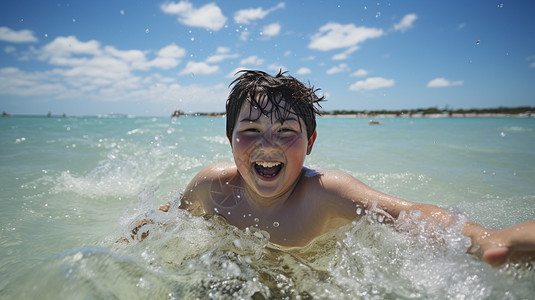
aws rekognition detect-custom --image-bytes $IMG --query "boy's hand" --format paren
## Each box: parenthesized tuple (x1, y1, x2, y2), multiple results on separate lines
(128, 202, 171, 242)
(158, 201, 170, 212)
(468, 221, 535, 266)
(130, 219, 153, 241)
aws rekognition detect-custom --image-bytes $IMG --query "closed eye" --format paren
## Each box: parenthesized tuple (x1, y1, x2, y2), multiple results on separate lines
(278, 128, 296, 133)
(241, 128, 260, 133)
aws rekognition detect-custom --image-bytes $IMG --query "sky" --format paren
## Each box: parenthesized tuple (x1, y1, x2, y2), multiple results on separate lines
(1, 0, 534, 116)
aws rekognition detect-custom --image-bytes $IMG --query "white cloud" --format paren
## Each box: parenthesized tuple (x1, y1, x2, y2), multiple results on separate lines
(393, 14, 418, 33)
(261, 23, 281, 37)
(350, 69, 368, 77)
(0, 35, 228, 114)
(40, 36, 102, 60)
(457, 23, 466, 30)
(296, 67, 311, 75)
(39, 36, 186, 73)
(309, 23, 383, 51)
(158, 43, 187, 59)
(240, 56, 264, 65)
(0, 27, 38, 43)
(4, 46, 16, 54)
(149, 43, 187, 69)
(326, 63, 349, 74)
(234, 2, 285, 24)
(160, 1, 227, 31)
(206, 46, 239, 63)
(332, 46, 358, 60)
(426, 77, 463, 88)
(527, 55, 535, 68)
(0, 67, 67, 96)
(179, 61, 219, 75)
(349, 77, 395, 91)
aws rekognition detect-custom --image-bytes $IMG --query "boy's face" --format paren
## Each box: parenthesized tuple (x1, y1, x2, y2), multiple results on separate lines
(231, 95, 316, 200)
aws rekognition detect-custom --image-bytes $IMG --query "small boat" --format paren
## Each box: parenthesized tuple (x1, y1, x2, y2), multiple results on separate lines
(368, 120, 381, 125)
(171, 110, 184, 117)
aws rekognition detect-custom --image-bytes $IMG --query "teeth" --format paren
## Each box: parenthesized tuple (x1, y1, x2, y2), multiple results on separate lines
(256, 161, 281, 168)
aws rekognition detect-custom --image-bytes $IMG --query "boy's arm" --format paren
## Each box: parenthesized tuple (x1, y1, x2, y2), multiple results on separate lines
(404, 202, 535, 264)
(384, 199, 535, 265)
(328, 171, 535, 265)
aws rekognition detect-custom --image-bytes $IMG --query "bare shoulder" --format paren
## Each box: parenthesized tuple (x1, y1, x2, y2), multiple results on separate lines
(301, 167, 412, 213)
(298, 168, 366, 207)
(180, 162, 239, 213)
(302, 168, 367, 192)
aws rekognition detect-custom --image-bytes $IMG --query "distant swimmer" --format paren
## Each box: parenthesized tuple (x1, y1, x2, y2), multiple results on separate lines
(368, 120, 381, 125)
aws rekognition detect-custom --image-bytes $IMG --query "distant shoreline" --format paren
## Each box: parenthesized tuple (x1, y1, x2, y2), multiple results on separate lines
(321, 112, 533, 119)
(188, 106, 534, 119)
(2, 106, 533, 119)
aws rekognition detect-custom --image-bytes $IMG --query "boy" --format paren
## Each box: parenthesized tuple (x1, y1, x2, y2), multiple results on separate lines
(135, 70, 534, 266)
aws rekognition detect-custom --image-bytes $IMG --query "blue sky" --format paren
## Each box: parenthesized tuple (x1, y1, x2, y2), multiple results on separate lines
(1, 0, 534, 116)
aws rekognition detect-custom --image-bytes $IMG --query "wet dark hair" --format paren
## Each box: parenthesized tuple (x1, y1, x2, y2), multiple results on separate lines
(226, 70, 325, 140)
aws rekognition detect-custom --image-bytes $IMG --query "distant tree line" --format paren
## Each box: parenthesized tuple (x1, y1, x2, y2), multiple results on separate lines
(324, 106, 534, 116)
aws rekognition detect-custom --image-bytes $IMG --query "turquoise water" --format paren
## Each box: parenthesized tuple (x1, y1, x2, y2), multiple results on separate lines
(1, 116, 534, 299)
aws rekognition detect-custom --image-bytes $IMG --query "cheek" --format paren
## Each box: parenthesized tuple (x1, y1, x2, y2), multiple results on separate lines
(232, 134, 256, 152)
(277, 135, 305, 150)
(231, 134, 256, 168)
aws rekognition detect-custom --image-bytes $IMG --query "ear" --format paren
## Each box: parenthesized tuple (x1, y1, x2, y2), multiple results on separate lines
(306, 130, 317, 155)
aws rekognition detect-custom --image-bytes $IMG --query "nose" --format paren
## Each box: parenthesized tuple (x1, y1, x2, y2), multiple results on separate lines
(258, 130, 277, 149)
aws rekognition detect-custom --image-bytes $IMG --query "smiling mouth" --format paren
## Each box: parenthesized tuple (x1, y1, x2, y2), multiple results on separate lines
(254, 161, 283, 178)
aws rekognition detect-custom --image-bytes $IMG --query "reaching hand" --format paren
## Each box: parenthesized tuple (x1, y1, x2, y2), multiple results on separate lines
(470, 221, 535, 266)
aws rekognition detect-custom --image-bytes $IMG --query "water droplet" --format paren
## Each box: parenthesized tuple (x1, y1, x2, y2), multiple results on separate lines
(72, 18, 76, 23)
(273, 221, 279, 227)
(190, 37, 194, 41)
(500, 132, 506, 137)
(221, 170, 227, 175)
(120, 10, 125, 15)
(356, 207, 362, 215)
(375, 12, 381, 18)
(214, 208, 219, 213)
(377, 215, 385, 223)
(476, 40, 480, 45)
(254, 217, 259, 222)
(145, 28, 150, 33)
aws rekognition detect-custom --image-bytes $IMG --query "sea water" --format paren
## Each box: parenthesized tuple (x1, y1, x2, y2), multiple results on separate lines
(1, 116, 534, 299)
